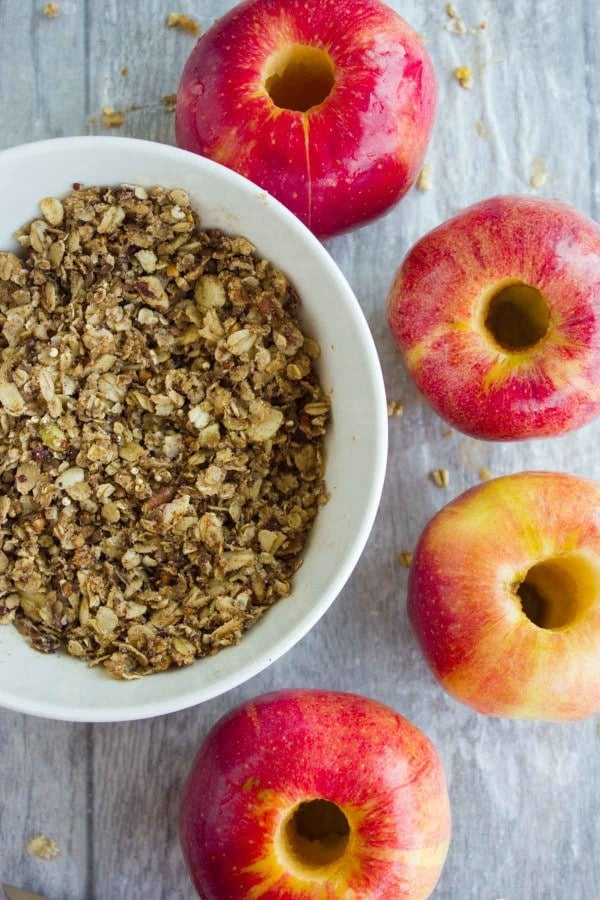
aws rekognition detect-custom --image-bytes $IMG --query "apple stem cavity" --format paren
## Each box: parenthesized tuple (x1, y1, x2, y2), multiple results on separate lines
(482, 279, 551, 352)
(279, 798, 351, 876)
(264, 44, 336, 113)
(515, 551, 599, 631)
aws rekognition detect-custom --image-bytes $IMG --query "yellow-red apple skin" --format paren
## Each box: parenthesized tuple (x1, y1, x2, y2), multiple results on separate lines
(387, 195, 600, 440)
(179, 690, 451, 899)
(175, 0, 436, 238)
(408, 472, 600, 721)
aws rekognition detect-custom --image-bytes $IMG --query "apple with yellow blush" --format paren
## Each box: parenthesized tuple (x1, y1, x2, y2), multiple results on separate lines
(387, 195, 600, 440)
(175, 0, 436, 237)
(179, 690, 451, 898)
(408, 472, 600, 721)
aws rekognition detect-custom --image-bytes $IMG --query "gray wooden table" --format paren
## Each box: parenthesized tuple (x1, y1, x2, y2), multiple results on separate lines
(0, 1, 599, 898)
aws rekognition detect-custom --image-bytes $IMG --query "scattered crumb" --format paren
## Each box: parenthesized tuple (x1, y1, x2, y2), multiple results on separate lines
(453, 66, 473, 89)
(479, 20, 487, 29)
(476, 119, 490, 140)
(416, 164, 433, 192)
(162, 93, 177, 113)
(530, 157, 548, 188)
(479, 467, 491, 481)
(431, 468, 450, 488)
(397, 551, 414, 568)
(442, 428, 453, 438)
(42, 2, 60, 16)
(101, 106, 126, 128)
(27, 834, 61, 861)
(387, 400, 404, 417)
(445, 2, 466, 35)
(166, 12, 200, 35)
(121, 65, 129, 78)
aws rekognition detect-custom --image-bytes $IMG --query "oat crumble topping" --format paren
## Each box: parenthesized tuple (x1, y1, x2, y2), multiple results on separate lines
(453, 66, 473, 89)
(162, 94, 177, 113)
(387, 400, 404, 417)
(101, 107, 126, 128)
(42, 2, 60, 18)
(0, 185, 329, 678)
(27, 834, 61, 860)
(166, 12, 200, 35)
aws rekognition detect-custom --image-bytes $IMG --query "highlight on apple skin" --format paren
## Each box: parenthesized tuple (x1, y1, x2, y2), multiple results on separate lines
(387, 195, 600, 440)
(175, 0, 436, 238)
(179, 689, 451, 899)
(408, 472, 600, 721)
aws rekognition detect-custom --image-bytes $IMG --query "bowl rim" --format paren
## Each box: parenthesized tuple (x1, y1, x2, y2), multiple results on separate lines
(0, 136, 388, 722)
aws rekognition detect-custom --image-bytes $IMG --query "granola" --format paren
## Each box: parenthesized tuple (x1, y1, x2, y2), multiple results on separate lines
(0, 185, 329, 678)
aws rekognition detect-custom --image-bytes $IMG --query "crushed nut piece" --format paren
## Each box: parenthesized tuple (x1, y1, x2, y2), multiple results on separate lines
(479, 467, 492, 481)
(445, 2, 466, 34)
(166, 12, 200, 35)
(162, 93, 177, 113)
(42, 2, 60, 17)
(101, 106, 126, 128)
(387, 400, 404, 417)
(27, 834, 61, 860)
(431, 468, 450, 488)
(416, 164, 433, 192)
(530, 157, 548, 188)
(397, 551, 413, 568)
(453, 66, 473, 89)
(1, 184, 329, 678)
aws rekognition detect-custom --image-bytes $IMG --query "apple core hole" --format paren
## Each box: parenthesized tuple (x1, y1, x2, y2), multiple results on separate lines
(516, 551, 599, 630)
(284, 799, 350, 870)
(483, 280, 550, 352)
(264, 45, 335, 112)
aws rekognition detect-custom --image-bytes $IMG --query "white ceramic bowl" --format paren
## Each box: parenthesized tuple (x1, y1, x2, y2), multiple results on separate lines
(0, 137, 387, 722)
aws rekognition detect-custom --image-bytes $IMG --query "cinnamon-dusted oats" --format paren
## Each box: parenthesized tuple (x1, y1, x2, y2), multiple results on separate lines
(0, 185, 329, 678)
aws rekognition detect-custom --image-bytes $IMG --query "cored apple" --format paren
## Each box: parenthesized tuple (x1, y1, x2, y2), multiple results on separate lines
(387, 195, 600, 440)
(175, 0, 436, 238)
(179, 689, 451, 898)
(408, 471, 600, 721)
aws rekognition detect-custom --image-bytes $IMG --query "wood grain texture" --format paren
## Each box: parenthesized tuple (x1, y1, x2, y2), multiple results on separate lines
(0, 0, 600, 898)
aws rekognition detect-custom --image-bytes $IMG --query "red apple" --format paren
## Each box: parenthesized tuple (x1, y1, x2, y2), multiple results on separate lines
(179, 689, 451, 898)
(387, 195, 600, 440)
(175, 0, 436, 238)
(408, 472, 600, 721)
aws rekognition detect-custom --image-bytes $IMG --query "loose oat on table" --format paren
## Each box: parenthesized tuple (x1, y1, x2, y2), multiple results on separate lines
(530, 156, 548, 188)
(0, 184, 329, 679)
(162, 93, 177, 113)
(416, 165, 433, 192)
(444, 3, 466, 35)
(387, 400, 404, 417)
(42, 2, 60, 17)
(166, 12, 200, 35)
(27, 834, 61, 860)
(431, 468, 450, 488)
(453, 66, 473, 89)
(101, 106, 126, 128)
(397, 551, 413, 568)
(479, 467, 492, 481)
